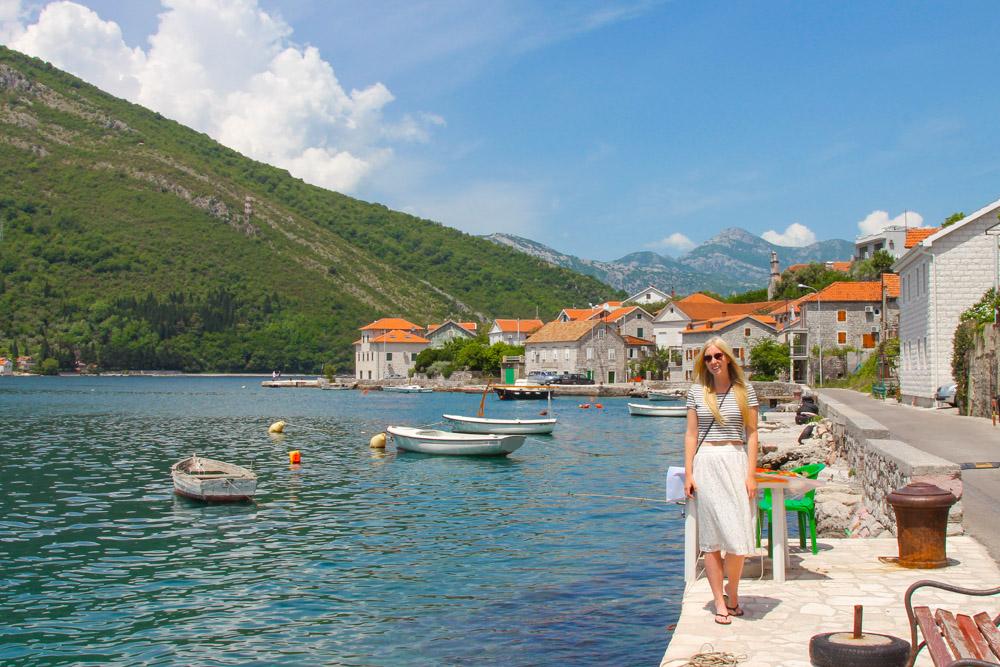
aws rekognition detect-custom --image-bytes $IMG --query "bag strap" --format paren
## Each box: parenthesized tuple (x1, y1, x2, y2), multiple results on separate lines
(695, 387, 731, 454)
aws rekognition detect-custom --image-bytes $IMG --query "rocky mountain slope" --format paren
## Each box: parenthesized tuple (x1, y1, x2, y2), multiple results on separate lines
(484, 229, 854, 295)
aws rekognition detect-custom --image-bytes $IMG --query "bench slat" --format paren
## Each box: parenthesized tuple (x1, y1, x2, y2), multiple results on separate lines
(937, 608, 977, 660)
(916, 606, 956, 666)
(975, 611, 1000, 662)
(957, 613, 994, 662)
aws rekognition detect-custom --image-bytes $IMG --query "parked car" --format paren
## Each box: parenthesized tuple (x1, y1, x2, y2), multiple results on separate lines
(935, 383, 957, 407)
(549, 373, 595, 385)
(525, 371, 559, 385)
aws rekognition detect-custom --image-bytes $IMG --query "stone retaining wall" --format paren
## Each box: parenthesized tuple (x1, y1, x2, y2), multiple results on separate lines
(818, 394, 963, 536)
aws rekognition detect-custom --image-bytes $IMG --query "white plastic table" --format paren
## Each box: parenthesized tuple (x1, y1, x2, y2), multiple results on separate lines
(684, 476, 818, 584)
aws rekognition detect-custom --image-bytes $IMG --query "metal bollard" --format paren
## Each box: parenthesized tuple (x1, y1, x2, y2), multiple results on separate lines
(886, 482, 957, 568)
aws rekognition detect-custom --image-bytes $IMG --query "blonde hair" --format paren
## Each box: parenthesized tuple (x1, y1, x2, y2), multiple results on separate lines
(692, 336, 751, 427)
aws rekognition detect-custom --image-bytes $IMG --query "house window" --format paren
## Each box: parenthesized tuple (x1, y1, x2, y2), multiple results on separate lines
(587, 347, 593, 360)
(386, 352, 392, 361)
(837, 310, 846, 322)
(565, 349, 570, 361)
(744, 327, 751, 337)
(629, 348, 635, 358)
(367, 370, 372, 379)
(685, 370, 692, 381)
(598, 328, 606, 340)
(637, 327, 644, 338)
(837, 331, 847, 345)
(609, 348, 616, 361)
(733, 347, 743, 361)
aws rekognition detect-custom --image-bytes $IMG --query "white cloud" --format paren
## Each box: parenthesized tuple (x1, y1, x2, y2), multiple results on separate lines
(857, 210, 925, 236)
(2, 0, 442, 194)
(761, 222, 817, 247)
(647, 232, 695, 254)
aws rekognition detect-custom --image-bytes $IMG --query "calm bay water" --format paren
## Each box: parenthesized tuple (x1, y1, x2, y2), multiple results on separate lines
(0, 376, 687, 666)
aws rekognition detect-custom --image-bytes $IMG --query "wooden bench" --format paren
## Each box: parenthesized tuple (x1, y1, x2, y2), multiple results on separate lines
(904, 580, 1000, 666)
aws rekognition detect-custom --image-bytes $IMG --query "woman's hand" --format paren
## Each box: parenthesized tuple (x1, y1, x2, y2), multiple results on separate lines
(745, 474, 757, 499)
(685, 475, 696, 499)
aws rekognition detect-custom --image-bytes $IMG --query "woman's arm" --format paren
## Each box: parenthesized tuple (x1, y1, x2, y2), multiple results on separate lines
(745, 406, 759, 498)
(684, 406, 698, 498)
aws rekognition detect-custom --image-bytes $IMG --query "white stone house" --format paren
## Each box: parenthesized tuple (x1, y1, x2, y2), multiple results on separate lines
(855, 225, 909, 260)
(652, 293, 776, 351)
(354, 318, 429, 380)
(625, 285, 670, 307)
(679, 315, 779, 381)
(488, 319, 543, 345)
(893, 197, 1000, 406)
(425, 321, 477, 348)
(525, 320, 627, 384)
(604, 305, 656, 341)
(0, 357, 12, 376)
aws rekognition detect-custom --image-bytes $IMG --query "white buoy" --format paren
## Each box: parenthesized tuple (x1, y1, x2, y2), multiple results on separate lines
(268, 420, 286, 434)
(369, 432, 386, 449)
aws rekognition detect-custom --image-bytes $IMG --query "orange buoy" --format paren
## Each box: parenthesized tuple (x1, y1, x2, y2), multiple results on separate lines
(595, 403, 603, 409)
(289, 450, 301, 464)
(579, 403, 590, 409)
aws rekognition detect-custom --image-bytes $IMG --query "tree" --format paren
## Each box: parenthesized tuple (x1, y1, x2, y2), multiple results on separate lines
(942, 211, 965, 228)
(748, 339, 790, 381)
(851, 249, 895, 281)
(772, 263, 850, 300)
(38, 357, 59, 375)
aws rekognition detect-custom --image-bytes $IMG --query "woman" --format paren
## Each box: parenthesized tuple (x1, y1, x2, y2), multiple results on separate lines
(683, 336, 759, 625)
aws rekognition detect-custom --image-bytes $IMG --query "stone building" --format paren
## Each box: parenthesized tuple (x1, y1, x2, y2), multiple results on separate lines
(524, 320, 627, 384)
(487, 319, 543, 345)
(679, 315, 779, 381)
(425, 321, 477, 348)
(894, 196, 1000, 406)
(354, 317, 429, 380)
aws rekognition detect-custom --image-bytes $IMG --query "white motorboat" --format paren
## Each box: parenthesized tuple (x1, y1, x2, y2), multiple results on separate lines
(628, 402, 687, 417)
(647, 389, 684, 402)
(383, 385, 434, 393)
(386, 426, 526, 456)
(170, 454, 257, 502)
(442, 414, 556, 435)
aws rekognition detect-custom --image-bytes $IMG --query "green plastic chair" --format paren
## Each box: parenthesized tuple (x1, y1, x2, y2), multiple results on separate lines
(755, 462, 826, 555)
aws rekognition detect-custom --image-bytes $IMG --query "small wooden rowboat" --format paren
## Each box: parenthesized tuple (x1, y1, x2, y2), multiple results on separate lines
(646, 389, 684, 402)
(627, 403, 687, 417)
(383, 385, 434, 393)
(386, 426, 526, 456)
(171, 455, 257, 502)
(442, 414, 556, 435)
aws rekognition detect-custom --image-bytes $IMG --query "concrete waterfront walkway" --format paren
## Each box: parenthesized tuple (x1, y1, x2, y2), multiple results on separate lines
(819, 388, 1000, 563)
(660, 536, 1000, 666)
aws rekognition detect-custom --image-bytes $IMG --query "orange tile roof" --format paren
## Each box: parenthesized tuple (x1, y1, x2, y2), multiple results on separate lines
(360, 317, 422, 331)
(560, 307, 604, 321)
(602, 306, 641, 322)
(677, 292, 723, 305)
(904, 227, 940, 248)
(494, 319, 544, 333)
(527, 320, 604, 343)
(684, 314, 778, 334)
(674, 299, 781, 322)
(800, 280, 897, 303)
(370, 330, 430, 344)
(786, 260, 853, 273)
(622, 335, 655, 346)
(881, 272, 900, 298)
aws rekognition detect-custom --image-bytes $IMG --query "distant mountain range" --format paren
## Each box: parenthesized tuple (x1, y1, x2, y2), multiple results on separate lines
(484, 228, 855, 295)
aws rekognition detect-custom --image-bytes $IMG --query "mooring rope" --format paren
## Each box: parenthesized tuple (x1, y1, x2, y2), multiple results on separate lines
(683, 644, 746, 666)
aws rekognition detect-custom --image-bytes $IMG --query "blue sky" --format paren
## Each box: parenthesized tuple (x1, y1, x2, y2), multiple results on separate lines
(2, 1, 998, 260)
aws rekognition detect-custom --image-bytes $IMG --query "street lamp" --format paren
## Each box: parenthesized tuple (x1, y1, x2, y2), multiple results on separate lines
(798, 284, 823, 386)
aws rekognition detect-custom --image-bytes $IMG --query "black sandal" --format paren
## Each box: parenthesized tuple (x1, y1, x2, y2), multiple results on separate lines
(726, 604, 744, 617)
(713, 612, 732, 625)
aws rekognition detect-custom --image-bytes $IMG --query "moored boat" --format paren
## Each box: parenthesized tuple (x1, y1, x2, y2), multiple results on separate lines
(493, 385, 552, 400)
(386, 426, 526, 456)
(383, 384, 434, 393)
(627, 402, 687, 417)
(171, 455, 257, 502)
(647, 389, 684, 402)
(443, 413, 556, 435)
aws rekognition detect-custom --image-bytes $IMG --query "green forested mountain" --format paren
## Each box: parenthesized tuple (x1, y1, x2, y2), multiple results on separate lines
(0, 47, 620, 373)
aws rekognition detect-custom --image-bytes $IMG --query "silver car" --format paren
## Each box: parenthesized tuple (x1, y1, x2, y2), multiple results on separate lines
(935, 383, 957, 407)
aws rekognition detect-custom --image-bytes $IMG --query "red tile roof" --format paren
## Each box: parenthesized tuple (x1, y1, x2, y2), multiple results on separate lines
(904, 227, 940, 248)
(560, 307, 604, 321)
(673, 299, 781, 322)
(684, 314, 778, 334)
(360, 317, 422, 331)
(370, 330, 430, 344)
(622, 335, 655, 346)
(800, 280, 898, 303)
(493, 319, 544, 333)
(881, 273, 900, 298)
(677, 292, 723, 305)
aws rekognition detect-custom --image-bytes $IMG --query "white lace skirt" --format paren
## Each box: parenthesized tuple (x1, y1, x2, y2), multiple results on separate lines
(693, 444, 755, 556)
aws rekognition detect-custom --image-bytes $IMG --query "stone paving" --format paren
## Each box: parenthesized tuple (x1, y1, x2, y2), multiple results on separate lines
(660, 536, 1000, 666)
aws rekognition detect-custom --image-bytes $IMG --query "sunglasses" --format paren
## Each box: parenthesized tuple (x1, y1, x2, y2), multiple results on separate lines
(703, 352, 727, 362)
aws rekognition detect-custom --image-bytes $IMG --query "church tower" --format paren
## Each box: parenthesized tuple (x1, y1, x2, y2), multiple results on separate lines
(767, 250, 780, 300)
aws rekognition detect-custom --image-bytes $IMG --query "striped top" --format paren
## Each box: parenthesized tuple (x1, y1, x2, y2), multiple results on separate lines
(686, 383, 758, 442)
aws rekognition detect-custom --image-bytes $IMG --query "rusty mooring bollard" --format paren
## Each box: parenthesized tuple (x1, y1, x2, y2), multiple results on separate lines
(885, 481, 957, 568)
